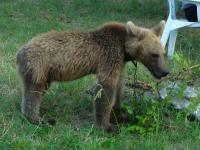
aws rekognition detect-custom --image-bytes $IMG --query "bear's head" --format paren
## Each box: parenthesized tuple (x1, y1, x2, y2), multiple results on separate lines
(125, 20, 169, 79)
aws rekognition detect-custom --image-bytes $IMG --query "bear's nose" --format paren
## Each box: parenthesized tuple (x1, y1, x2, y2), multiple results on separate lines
(162, 70, 169, 77)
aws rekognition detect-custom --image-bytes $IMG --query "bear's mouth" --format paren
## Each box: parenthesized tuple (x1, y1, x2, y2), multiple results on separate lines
(149, 68, 169, 79)
(152, 70, 169, 79)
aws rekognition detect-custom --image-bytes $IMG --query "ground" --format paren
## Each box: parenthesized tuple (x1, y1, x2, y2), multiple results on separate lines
(0, 0, 200, 149)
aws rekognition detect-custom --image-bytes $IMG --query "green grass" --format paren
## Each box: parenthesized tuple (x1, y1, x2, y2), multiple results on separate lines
(0, 0, 200, 149)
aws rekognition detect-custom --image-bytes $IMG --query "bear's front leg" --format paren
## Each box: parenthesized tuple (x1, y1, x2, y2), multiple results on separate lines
(110, 78, 123, 123)
(113, 76, 124, 110)
(94, 80, 119, 133)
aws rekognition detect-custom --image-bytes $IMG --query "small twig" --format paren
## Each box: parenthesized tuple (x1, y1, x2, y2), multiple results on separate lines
(162, 124, 177, 129)
(188, 64, 200, 70)
(126, 80, 152, 91)
(186, 78, 200, 85)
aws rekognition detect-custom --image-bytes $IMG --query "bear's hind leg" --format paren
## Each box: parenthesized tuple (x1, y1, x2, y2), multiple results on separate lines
(21, 79, 45, 124)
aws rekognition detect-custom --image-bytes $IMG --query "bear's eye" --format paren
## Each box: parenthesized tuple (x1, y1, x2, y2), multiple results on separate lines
(151, 53, 159, 59)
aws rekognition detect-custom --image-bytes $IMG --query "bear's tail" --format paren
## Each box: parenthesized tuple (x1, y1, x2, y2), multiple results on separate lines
(16, 46, 25, 65)
(16, 46, 32, 79)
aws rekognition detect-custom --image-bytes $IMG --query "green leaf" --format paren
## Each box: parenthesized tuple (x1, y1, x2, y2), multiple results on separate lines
(128, 125, 145, 134)
(191, 67, 200, 73)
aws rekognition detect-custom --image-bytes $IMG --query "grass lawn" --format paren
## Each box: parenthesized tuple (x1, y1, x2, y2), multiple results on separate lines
(0, 0, 200, 149)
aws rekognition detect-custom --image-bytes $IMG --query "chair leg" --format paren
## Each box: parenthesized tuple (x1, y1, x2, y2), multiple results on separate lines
(197, 4, 200, 21)
(161, 17, 172, 48)
(167, 29, 177, 58)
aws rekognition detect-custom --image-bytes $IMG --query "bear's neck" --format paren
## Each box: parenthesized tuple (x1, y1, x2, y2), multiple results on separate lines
(91, 22, 131, 62)
(91, 22, 127, 40)
(124, 51, 133, 62)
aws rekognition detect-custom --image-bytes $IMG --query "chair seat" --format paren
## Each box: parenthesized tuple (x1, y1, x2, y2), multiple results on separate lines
(169, 18, 200, 30)
(161, 0, 200, 58)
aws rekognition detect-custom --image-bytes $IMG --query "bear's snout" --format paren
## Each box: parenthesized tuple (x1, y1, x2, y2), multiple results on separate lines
(148, 65, 169, 79)
(153, 69, 169, 79)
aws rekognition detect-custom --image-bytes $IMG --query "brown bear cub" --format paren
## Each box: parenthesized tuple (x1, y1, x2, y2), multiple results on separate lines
(16, 21, 169, 133)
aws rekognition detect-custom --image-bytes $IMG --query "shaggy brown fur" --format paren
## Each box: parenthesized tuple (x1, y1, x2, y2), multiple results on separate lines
(16, 21, 169, 133)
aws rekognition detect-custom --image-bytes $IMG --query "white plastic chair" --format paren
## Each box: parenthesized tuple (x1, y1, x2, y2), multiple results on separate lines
(161, 0, 200, 58)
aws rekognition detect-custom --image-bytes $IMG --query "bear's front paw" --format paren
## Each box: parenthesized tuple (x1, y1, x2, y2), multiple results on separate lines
(104, 124, 120, 134)
(23, 114, 43, 125)
(23, 113, 56, 126)
(47, 118, 56, 126)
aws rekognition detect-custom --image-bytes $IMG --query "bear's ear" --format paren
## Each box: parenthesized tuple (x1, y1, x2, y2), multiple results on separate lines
(152, 20, 165, 37)
(126, 21, 141, 36)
